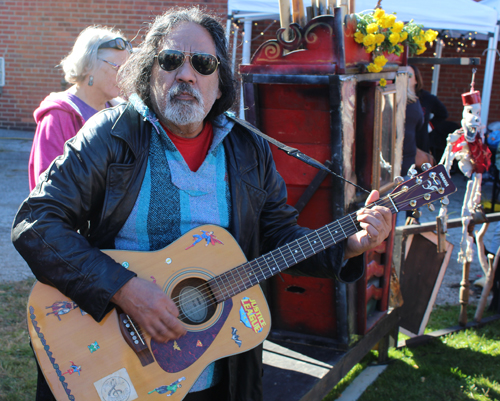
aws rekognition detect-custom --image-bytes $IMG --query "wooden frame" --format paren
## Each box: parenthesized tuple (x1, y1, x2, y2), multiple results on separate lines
(372, 84, 397, 193)
(399, 230, 454, 336)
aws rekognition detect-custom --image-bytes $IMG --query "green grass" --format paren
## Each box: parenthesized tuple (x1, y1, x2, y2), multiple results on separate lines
(0, 279, 37, 401)
(325, 305, 500, 401)
(1, 279, 499, 401)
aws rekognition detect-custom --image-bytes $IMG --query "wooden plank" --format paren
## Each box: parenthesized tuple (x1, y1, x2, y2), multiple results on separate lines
(299, 310, 400, 401)
(293, 160, 333, 213)
(399, 232, 453, 335)
(396, 212, 500, 237)
(258, 84, 330, 111)
(408, 57, 481, 66)
(260, 109, 331, 143)
(279, 0, 292, 40)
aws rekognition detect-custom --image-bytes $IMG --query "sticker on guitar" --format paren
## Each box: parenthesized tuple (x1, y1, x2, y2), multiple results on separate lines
(185, 230, 224, 250)
(239, 297, 267, 333)
(94, 368, 138, 401)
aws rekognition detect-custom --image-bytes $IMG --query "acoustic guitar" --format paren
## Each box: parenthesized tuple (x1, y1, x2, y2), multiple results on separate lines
(27, 165, 455, 400)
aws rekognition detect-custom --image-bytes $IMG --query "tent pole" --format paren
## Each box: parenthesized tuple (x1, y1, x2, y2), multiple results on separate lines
(430, 39, 443, 96)
(240, 19, 253, 119)
(481, 23, 500, 129)
(242, 19, 252, 65)
(226, 15, 232, 45)
(232, 25, 239, 73)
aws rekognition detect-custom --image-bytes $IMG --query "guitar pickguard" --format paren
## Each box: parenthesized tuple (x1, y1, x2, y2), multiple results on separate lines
(151, 299, 233, 373)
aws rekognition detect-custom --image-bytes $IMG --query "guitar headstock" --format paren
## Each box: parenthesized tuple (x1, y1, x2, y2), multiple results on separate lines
(390, 165, 457, 213)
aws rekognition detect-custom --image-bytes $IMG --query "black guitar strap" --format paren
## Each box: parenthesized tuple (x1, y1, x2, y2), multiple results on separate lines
(225, 112, 370, 194)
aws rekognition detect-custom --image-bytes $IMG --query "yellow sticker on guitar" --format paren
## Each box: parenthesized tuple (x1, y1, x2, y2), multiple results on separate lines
(240, 297, 266, 333)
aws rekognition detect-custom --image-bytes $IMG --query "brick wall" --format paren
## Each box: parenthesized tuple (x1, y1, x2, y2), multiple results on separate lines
(0, 0, 228, 131)
(414, 38, 500, 128)
(1, 2, 499, 132)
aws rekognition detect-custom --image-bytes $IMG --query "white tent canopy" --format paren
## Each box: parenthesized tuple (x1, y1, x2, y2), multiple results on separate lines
(228, 0, 499, 125)
(229, 0, 498, 34)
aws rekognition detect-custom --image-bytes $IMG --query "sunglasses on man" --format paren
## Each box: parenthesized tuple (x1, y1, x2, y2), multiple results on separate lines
(98, 38, 133, 53)
(156, 49, 220, 76)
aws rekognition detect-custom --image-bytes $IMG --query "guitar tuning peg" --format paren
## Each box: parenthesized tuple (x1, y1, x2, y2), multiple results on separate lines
(440, 196, 450, 206)
(394, 176, 404, 184)
(407, 164, 417, 178)
(427, 203, 436, 212)
(421, 163, 432, 171)
(412, 209, 422, 218)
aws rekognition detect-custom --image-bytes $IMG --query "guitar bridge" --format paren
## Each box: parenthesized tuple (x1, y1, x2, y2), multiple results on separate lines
(118, 313, 155, 366)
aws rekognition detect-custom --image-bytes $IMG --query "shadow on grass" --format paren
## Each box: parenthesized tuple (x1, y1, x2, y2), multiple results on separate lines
(358, 330, 500, 401)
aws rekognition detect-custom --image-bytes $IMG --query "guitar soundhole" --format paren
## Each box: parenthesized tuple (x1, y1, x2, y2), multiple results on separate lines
(172, 278, 216, 325)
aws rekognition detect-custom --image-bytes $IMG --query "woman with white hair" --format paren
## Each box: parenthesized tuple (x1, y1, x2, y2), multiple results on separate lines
(29, 26, 132, 190)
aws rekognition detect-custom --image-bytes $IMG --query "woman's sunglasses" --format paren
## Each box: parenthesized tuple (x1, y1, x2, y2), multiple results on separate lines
(98, 38, 132, 53)
(156, 49, 219, 76)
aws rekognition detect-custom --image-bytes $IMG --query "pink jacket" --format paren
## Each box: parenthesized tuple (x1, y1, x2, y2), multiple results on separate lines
(29, 92, 85, 190)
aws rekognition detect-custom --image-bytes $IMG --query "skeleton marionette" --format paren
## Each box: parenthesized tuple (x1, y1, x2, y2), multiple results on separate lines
(439, 69, 491, 264)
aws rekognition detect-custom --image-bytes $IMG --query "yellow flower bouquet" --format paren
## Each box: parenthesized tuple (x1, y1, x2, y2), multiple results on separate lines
(354, 8, 438, 73)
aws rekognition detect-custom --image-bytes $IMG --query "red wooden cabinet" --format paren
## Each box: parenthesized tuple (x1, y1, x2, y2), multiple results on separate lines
(241, 10, 407, 344)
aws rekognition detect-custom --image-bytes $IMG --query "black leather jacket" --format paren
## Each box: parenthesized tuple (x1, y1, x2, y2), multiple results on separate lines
(12, 103, 351, 400)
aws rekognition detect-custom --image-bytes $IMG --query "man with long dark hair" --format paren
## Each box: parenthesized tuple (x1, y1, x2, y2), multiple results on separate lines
(12, 7, 391, 400)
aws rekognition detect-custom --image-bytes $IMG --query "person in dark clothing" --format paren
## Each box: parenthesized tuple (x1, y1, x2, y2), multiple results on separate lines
(402, 66, 437, 175)
(11, 7, 392, 401)
(403, 95, 425, 174)
(410, 64, 449, 154)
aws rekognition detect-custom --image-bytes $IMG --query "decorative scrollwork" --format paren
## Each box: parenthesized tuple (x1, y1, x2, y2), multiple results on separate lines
(304, 22, 333, 45)
(276, 23, 303, 50)
(261, 41, 282, 60)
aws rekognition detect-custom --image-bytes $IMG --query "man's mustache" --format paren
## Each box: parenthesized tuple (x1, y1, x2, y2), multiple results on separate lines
(168, 83, 202, 103)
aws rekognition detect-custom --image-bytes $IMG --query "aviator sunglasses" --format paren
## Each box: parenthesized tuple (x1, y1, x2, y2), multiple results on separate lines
(98, 38, 133, 53)
(156, 49, 220, 76)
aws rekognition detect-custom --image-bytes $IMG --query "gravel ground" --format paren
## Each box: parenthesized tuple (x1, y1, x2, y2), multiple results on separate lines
(417, 171, 495, 307)
(0, 129, 494, 307)
(0, 129, 35, 282)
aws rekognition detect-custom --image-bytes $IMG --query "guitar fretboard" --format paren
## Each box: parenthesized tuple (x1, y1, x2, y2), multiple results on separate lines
(208, 196, 398, 303)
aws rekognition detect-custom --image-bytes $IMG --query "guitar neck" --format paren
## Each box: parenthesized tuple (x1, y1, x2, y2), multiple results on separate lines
(209, 196, 398, 303)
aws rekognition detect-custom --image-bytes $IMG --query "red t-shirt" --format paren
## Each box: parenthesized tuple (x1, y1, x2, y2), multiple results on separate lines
(160, 121, 214, 172)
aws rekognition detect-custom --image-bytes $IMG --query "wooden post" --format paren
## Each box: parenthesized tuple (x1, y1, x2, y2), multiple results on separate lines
(436, 215, 447, 253)
(458, 222, 475, 326)
(475, 222, 491, 276)
(337, 0, 348, 17)
(317, 0, 327, 15)
(348, 0, 355, 14)
(292, 0, 306, 26)
(475, 253, 498, 322)
(279, 0, 292, 39)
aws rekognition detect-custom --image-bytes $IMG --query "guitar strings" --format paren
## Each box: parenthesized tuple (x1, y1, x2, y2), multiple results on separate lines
(172, 192, 431, 319)
(168, 196, 390, 314)
(170, 186, 439, 318)
(169, 185, 443, 319)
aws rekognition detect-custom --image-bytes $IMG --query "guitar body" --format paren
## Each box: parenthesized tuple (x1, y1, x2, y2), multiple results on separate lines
(26, 165, 457, 400)
(27, 225, 271, 401)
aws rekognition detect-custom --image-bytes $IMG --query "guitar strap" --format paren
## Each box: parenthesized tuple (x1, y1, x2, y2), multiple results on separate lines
(224, 112, 370, 194)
